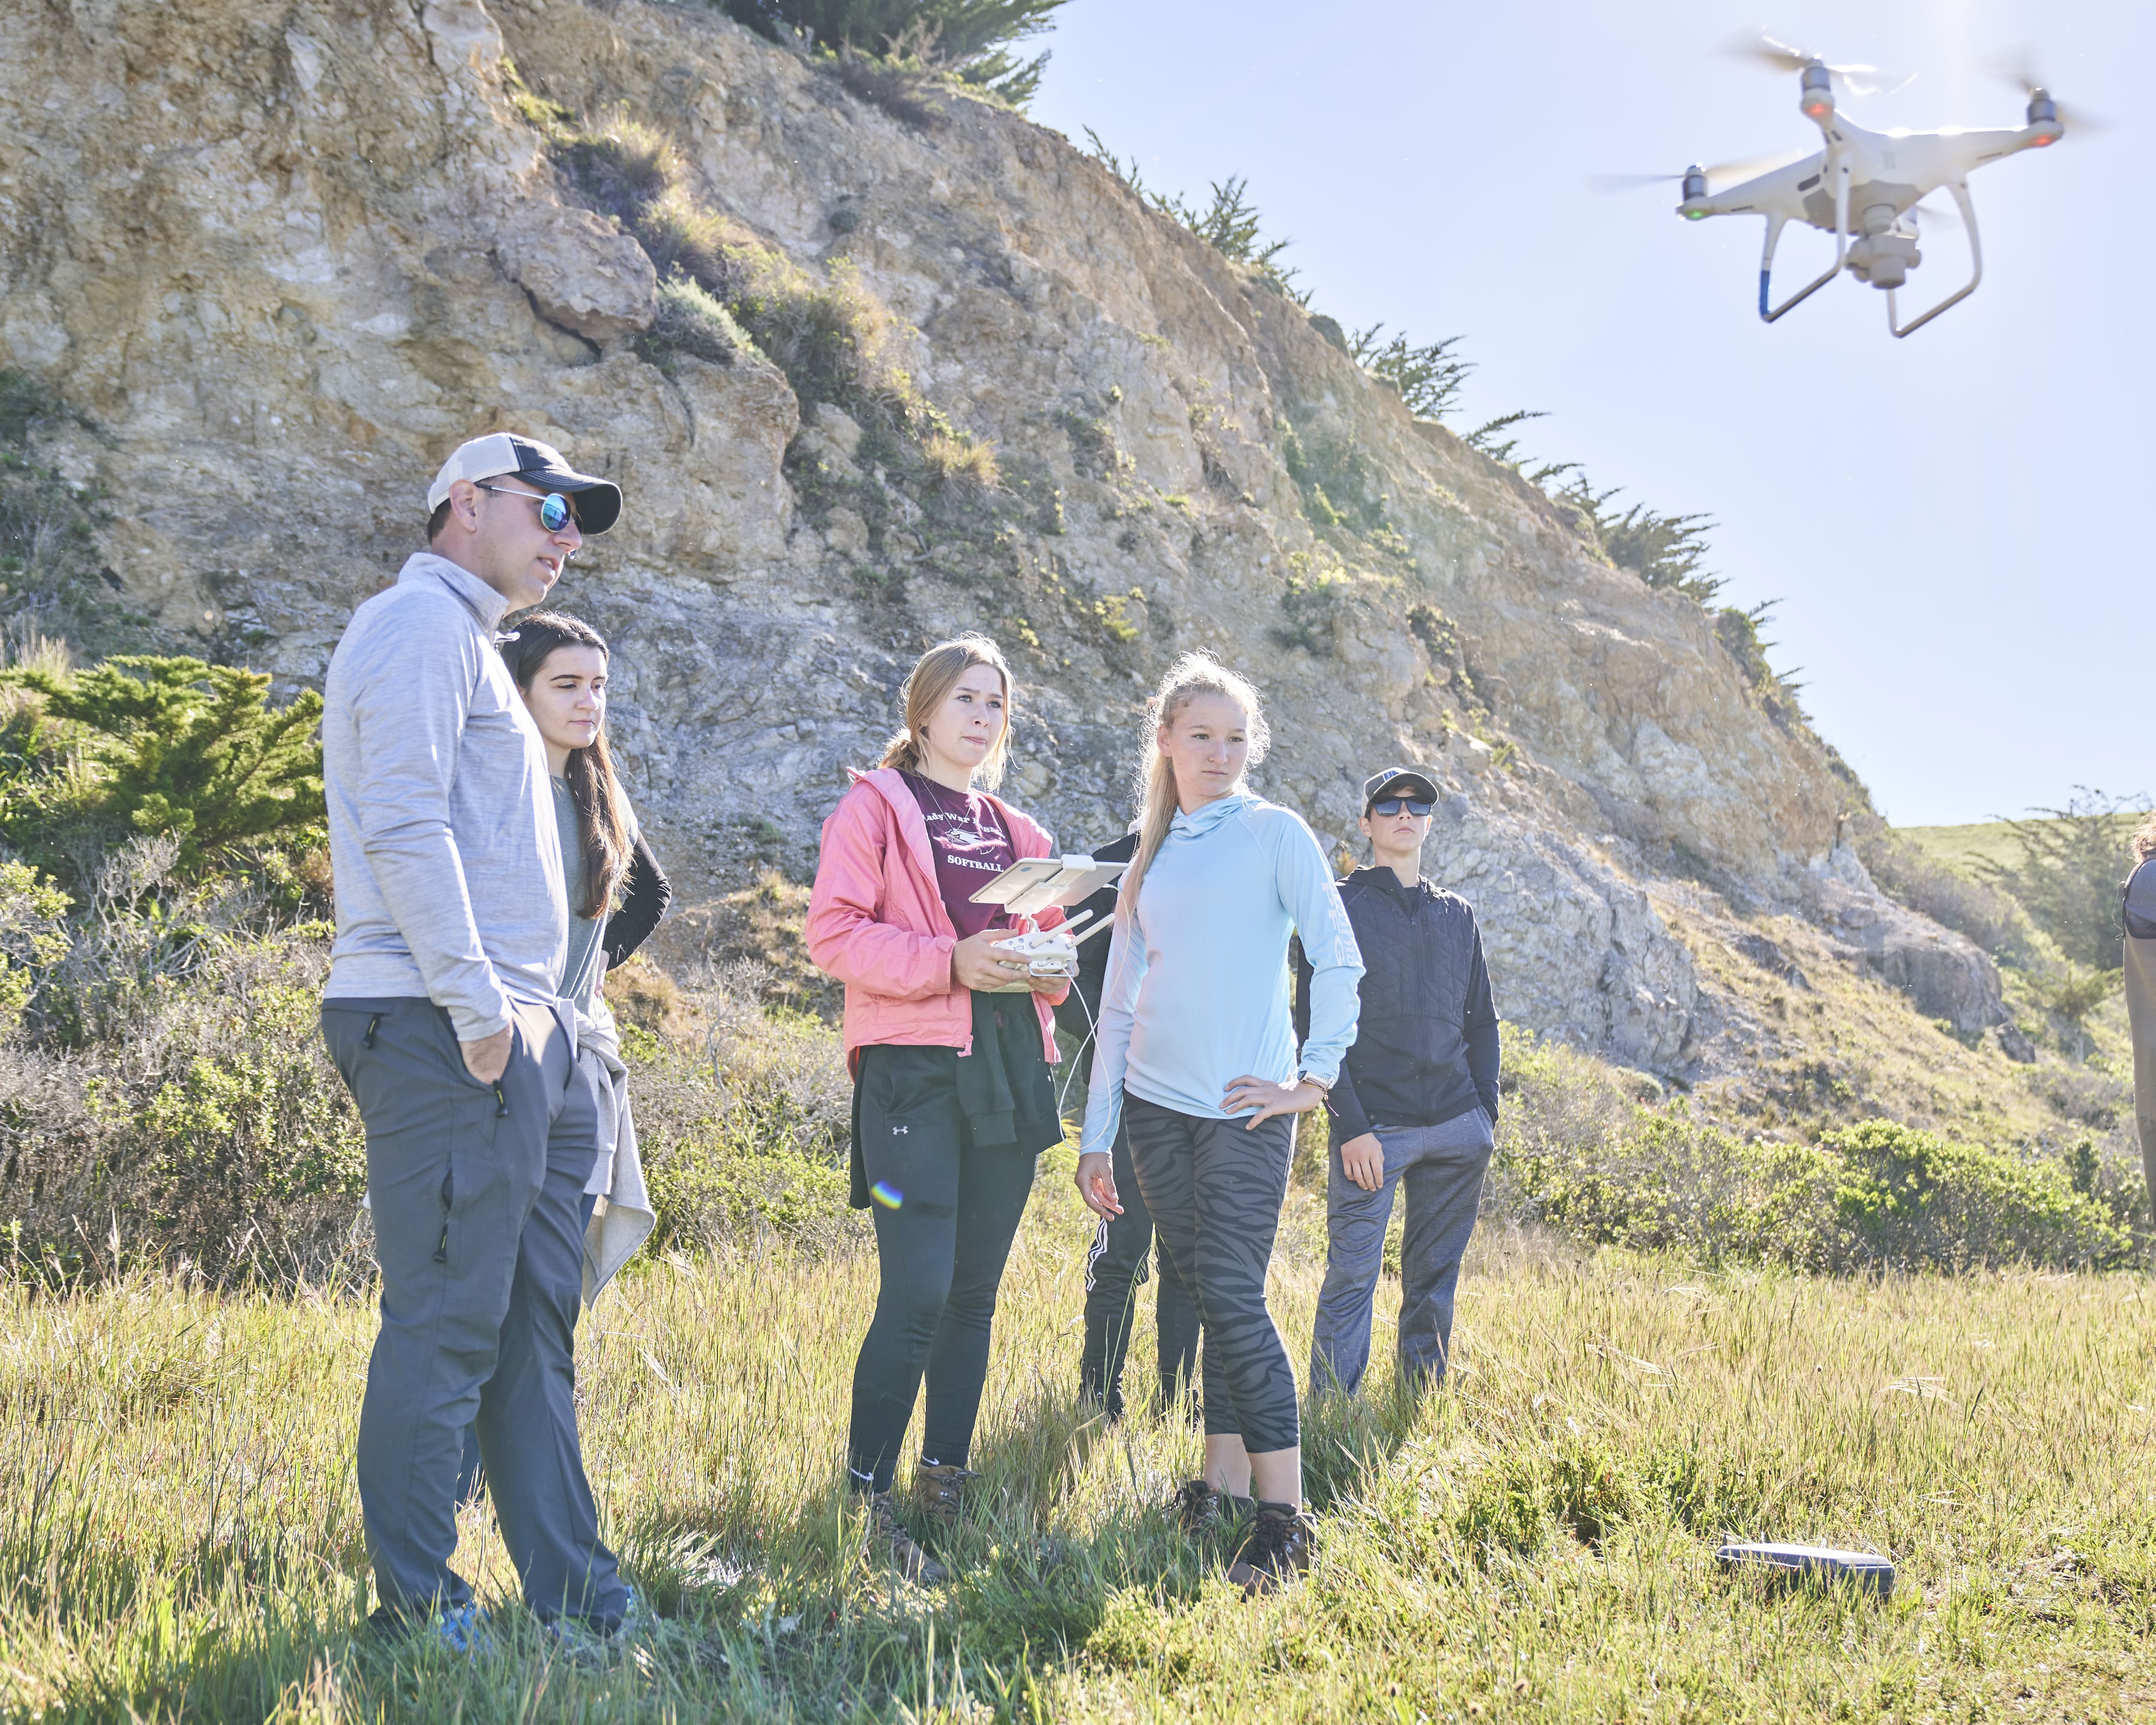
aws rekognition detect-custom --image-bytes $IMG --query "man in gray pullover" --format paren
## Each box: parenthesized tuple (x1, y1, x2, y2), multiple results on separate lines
(319, 433, 631, 1644)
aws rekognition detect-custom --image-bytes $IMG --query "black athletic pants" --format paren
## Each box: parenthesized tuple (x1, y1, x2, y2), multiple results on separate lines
(1124, 1095, 1300, 1454)
(1080, 1117, 1201, 1419)
(847, 1043, 1039, 1493)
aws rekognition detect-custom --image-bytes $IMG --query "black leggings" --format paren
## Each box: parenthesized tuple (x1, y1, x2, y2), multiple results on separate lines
(847, 1044, 1038, 1493)
(1080, 1117, 1201, 1418)
(1124, 1095, 1300, 1452)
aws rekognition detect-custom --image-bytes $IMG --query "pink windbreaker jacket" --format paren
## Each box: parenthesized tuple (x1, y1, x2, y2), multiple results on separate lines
(804, 767, 1066, 1070)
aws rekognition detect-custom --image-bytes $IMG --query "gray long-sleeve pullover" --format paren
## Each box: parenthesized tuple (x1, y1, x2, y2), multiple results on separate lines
(322, 552, 567, 1039)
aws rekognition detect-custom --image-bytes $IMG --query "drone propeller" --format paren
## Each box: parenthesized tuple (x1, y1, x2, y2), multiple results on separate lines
(1992, 47, 2108, 135)
(1727, 29, 1913, 99)
(1588, 148, 1810, 195)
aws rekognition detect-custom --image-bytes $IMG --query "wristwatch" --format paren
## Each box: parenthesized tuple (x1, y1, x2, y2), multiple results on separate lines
(1297, 1072, 1331, 1097)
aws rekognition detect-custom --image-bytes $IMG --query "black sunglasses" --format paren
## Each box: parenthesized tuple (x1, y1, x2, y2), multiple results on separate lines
(1370, 797, 1435, 817)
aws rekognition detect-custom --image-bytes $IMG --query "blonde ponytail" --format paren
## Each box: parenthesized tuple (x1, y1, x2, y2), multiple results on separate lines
(1118, 652, 1270, 920)
(877, 634, 1016, 789)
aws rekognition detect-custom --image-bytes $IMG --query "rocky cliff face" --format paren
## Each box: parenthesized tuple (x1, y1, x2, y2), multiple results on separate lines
(0, 0, 1997, 1076)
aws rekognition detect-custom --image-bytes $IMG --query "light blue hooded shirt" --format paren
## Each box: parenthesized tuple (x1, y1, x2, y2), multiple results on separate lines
(1080, 790, 1364, 1157)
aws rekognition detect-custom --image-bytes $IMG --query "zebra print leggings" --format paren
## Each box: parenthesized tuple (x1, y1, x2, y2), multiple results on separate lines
(1122, 1095, 1301, 1453)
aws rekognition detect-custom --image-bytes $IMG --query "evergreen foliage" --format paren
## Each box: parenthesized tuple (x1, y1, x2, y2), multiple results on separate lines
(1350, 325, 1473, 422)
(1977, 788, 2145, 970)
(0, 656, 323, 886)
(1082, 131, 1306, 300)
(716, 0, 1067, 105)
(1554, 478, 1724, 604)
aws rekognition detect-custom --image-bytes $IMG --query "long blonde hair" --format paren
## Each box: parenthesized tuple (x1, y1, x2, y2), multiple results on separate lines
(2133, 809, 2156, 865)
(1119, 652, 1271, 919)
(879, 634, 1016, 790)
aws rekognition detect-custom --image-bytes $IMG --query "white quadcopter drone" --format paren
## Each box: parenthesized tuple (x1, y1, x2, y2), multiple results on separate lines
(1643, 36, 2081, 337)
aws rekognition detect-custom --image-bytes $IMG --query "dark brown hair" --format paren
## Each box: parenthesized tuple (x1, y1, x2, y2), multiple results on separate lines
(499, 612, 631, 919)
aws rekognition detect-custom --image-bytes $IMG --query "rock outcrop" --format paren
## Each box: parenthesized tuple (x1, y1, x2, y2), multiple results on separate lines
(0, 0, 1994, 1075)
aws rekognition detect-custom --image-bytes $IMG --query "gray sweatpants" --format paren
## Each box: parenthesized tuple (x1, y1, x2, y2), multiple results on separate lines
(1309, 1109, 1493, 1397)
(322, 994, 626, 1629)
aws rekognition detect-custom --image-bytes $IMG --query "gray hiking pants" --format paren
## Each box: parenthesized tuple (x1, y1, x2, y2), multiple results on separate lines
(1309, 1109, 1492, 1397)
(2126, 894, 2156, 1225)
(321, 994, 626, 1629)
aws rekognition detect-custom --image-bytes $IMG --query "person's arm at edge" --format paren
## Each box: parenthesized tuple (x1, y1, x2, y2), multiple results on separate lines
(1277, 815, 1363, 1087)
(1464, 918, 1501, 1121)
(602, 833, 671, 970)
(804, 788, 959, 998)
(349, 622, 510, 1040)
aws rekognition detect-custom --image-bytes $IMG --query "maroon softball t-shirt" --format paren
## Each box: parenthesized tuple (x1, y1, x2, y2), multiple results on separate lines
(900, 770, 1017, 939)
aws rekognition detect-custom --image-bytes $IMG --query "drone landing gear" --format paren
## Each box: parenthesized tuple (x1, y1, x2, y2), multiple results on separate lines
(1758, 155, 1852, 323)
(1887, 181, 1982, 338)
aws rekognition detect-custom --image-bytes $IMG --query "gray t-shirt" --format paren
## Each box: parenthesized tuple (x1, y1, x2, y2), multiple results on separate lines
(553, 778, 639, 1015)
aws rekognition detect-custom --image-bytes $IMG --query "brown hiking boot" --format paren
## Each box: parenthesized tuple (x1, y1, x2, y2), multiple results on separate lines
(1226, 1500, 1316, 1597)
(912, 1462, 979, 1529)
(1168, 1478, 1224, 1535)
(862, 1491, 947, 1585)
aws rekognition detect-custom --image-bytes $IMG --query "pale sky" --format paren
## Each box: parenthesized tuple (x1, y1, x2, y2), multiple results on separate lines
(1029, 1, 2151, 827)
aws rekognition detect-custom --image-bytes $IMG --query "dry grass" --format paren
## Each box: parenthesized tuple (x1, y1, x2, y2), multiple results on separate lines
(2, 1163, 2151, 1721)
(919, 430, 1002, 493)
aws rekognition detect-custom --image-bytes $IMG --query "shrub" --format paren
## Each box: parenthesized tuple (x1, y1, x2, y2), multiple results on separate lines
(919, 429, 1000, 492)
(716, 0, 1070, 107)
(1857, 824, 2046, 964)
(1492, 1027, 2139, 1271)
(1976, 789, 2145, 970)
(1349, 325, 1472, 422)
(1081, 131, 1306, 301)
(598, 961, 859, 1257)
(539, 110, 982, 477)
(0, 655, 322, 887)
(0, 861, 68, 1030)
(0, 852, 366, 1287)
(642, 277, 752, 369)
(1271, 548, 1358, 655)
(1822, 1119, 2128, 1269)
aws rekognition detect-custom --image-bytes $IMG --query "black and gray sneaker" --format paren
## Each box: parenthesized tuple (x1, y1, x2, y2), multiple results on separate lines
(1226, 1500, 1316, 1597)
(862, 1491, 947, 1585)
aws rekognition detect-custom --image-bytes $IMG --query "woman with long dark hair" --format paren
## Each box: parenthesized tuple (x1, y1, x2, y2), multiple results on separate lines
(1076, 652, 1362, 1596)
(455, 612, 670, 1512)
(804, 634, 1069, 1584)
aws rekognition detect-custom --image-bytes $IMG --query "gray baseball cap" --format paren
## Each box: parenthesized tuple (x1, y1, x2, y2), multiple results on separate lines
(426, 432, 622, 535)
(1362, 765, 1440, 810)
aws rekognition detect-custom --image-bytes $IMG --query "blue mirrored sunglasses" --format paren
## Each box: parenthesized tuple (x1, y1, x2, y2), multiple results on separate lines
(1370, 797, 1435, 817)
(477, 483, 577, 533)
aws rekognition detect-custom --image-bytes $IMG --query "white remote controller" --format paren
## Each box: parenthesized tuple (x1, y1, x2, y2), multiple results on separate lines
(988, 908, 1113, 983)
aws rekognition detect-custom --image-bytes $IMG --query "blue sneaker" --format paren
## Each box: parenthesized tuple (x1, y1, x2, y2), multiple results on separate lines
(428, 1602, 493, 1657)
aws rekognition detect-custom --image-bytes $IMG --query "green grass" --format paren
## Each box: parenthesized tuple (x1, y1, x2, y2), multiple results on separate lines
(3, 1164, 2153, 1722)
(1894, 821, 2035, 879)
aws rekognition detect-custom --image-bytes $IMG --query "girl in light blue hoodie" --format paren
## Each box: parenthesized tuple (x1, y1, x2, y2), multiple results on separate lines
(1075, 652, 1362, 1596)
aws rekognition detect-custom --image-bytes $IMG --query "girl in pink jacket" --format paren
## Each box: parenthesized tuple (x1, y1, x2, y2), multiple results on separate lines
(804, 634, 1068, 1584)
